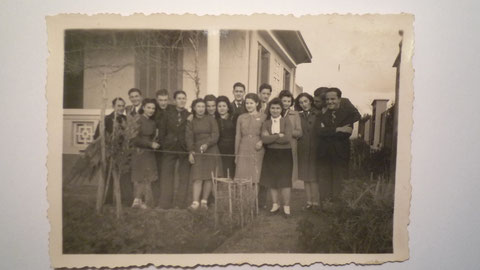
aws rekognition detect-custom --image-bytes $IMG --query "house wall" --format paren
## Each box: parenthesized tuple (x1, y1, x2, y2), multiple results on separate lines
(217, 30, 297, 100)
(244, 31, 296, 98)
(258, 32, 295, 97)
(182, 33, 208, 108)
(83, 48, 136, 109)
(294, 84, 304, 97)
(219, 30, 249, 99)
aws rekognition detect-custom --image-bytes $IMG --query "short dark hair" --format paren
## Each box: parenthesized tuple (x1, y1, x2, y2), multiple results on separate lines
(258, 83, 272, 93)
(215, 95, 233, 118)
(128, 88, 142, 96)
(233, 82, 246, 91)
(245, 93, 262, 112)
(173, 90, 187, 99)
(155, 89, 169, 97)
(294, 92, 314, 111)
(111, 97, 126, 106)
(313, 87, 329, 97)
(138, 98, 157, 117)
(266, 97, 284, 120)
(326, 87, 342, 98)
(190, 98, 206, 116)
(204, 94, 217, 103)
(278, 90, 294, 107)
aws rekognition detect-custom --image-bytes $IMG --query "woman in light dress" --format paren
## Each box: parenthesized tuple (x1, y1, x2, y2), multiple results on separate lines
(234, 93, 266, 185)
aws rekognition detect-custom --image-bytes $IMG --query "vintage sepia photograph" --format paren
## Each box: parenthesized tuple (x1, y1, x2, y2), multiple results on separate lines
(47, 14, 413, 267)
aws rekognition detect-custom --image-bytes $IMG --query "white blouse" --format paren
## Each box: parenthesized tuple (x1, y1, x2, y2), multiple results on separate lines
(271, 116, 281, 134)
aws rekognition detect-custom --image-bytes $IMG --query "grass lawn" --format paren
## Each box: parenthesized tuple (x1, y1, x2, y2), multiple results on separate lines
(62, 185, 234, 254)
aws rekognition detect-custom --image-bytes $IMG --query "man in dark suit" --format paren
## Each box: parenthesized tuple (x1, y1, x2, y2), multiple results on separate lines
(93, 97, 127, 140)
(152, 89, 175, 206)
(313, 87, 361, 124)
(258, 83, 272, 114)
(157, 90, 191, 209)
(125, 88, 143, 116)
(315, 88, 359, 202)
(231, 82, 247, 117)
(93, 97, 133, 206)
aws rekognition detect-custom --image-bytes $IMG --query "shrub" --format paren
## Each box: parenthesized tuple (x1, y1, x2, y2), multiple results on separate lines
(297, 178, 394, 253)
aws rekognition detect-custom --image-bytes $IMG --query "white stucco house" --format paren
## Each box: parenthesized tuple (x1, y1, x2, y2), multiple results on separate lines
(63, 29, 312, 155)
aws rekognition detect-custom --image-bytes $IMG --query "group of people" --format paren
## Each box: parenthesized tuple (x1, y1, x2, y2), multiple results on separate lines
(95, 82, 360, 216)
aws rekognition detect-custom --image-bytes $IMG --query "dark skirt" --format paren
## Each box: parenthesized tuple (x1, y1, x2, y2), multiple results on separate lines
(260, 148, 293, 189)
(218, 139, 235, 178)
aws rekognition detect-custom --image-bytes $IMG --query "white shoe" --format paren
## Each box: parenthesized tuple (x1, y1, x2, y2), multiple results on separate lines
(200, 200, 208, 210)
(283, 206, 291, 215)
(270, 203, 280, 213)
(131, 198, 142, 208)
(188, 201, 200, 210)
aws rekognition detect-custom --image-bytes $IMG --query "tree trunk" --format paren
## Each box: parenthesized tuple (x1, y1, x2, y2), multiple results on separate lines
(95, 72, 108, 214)
(112, 165, 122, 219)
(112, 112, 122, 218)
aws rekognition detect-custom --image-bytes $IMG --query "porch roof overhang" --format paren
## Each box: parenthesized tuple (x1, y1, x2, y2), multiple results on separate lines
(259, 30, 312, 68)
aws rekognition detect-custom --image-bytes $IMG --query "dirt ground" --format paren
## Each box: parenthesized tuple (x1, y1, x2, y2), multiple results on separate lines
(214, 189, 326, 253)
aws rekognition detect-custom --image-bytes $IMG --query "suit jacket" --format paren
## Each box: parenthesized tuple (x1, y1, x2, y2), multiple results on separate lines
(340, 98, 361, 124)
(154, 104, 175, 130)
(158, 106, 191, 151)
(231, 99, 246, 120)
(314, 98, 361, 125)
(315, 106, 356, 159)
(93, 112, 126, 140)
(125, 104, 141, 117)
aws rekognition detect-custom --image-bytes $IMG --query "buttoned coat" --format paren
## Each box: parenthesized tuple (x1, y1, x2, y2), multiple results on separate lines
(158, 107, 190, 151)
(297, 109, 318, 182)
(284, 109, 303, 181)
(315, 107, 356, 160)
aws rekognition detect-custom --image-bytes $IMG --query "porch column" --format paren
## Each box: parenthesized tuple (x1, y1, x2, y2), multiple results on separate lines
(207, 30, 220, 96)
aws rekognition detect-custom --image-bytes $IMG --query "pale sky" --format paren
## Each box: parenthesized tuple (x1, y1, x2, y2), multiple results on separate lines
(295, 16, 403, 116)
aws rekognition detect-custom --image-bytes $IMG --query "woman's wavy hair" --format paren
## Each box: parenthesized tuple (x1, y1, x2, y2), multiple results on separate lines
(244, 93, 262, 112)
(138, 98, 157, 118)
(215, 95, 233, 118)
(190, 98, 206, 117)
(266, 97, 285, 120)
(294, 92, 314, 112)
(278, 89, 295, 109)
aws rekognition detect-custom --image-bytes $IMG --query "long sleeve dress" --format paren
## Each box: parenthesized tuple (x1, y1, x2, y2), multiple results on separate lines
(217, 115, 236, 178)
(185, 115, 221, 181)
(234, 112, 267, 183)
(131, 115, 158, 184)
